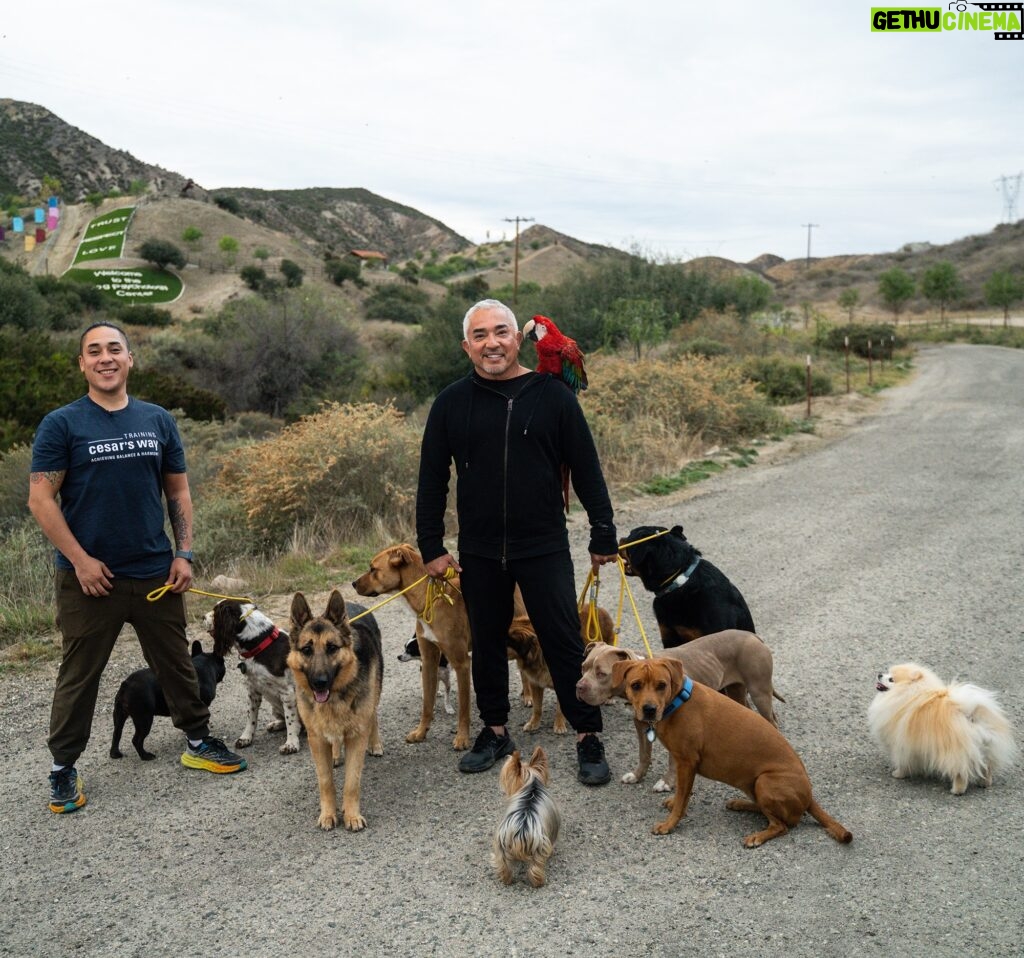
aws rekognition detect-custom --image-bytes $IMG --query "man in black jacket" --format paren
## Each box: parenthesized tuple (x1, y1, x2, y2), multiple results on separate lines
(416, 298, 618, 785)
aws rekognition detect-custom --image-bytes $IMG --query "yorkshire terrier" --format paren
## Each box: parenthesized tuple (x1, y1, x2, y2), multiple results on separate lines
(492, 746, 561, 887)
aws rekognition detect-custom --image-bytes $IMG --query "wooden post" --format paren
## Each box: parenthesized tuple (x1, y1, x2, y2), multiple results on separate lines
(844, 335, 850, 394)
(867, 339, 873, 386)
(806, 354, 812, 418)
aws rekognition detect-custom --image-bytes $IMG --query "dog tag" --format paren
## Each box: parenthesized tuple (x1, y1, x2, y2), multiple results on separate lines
(646, 727, 656, 743)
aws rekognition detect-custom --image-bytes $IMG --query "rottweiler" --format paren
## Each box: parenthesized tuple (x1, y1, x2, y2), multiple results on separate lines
(619, 524, 755, 648)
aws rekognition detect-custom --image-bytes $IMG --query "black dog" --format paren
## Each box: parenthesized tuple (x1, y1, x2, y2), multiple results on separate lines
(110, 640, 226, 760)
(620, 524, 755, 648)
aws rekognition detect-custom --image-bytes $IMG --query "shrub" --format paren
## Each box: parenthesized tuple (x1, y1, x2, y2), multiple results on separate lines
(139, 239, 186, 271)
(327, 259, 362, 287)
(214, 195, 241, 215)
(113, 303, 173, 328)
(216, 403, 420, 543)
(240, 265, 267, 291)
(280, 259, 304, 288)
(822, 324, 903, 358)
(678, 337, 731, 359)
(364, 284, 431, 324)
(742, 357, 833, 403)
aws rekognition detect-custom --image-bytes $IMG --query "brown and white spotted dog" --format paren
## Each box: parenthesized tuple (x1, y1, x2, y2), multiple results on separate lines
(205, 599, 302, 754)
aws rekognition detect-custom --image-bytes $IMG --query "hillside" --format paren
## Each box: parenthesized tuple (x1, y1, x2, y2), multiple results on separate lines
(2, 97, 1021, 323)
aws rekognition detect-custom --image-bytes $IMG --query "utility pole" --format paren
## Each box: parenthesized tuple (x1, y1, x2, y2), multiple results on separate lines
(801, 223, 820, 270)
(994, 173, 1022, 223)
(503, 216, 534, 303)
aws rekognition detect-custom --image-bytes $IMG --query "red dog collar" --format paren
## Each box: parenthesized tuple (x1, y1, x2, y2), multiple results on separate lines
(239, 627, 280, 659)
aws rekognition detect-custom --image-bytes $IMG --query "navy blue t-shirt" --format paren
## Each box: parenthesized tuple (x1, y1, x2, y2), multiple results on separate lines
(31, 395, 187, 578)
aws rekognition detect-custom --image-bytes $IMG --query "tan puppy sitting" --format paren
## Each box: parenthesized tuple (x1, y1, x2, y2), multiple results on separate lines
(613, 657, 852, 848)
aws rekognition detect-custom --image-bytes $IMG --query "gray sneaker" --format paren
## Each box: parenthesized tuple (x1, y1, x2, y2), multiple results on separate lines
(458, 726, 515, 773)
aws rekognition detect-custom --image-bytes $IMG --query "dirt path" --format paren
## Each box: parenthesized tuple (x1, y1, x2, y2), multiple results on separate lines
(1, 344, 1021, 958)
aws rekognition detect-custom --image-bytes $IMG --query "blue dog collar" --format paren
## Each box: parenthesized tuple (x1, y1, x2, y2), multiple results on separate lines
(646, 675, 694, 743)
(662, 675, 694, 720)
(656, 556, 702, 596)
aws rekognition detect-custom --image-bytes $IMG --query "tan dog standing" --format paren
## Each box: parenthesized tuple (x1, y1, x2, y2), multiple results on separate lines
(289, 591, 384, 832)
(613, 657, 851, 848)
(577, 632, 783, 789)
(353, 544, 473, 750)
(507, 604, 616, 734)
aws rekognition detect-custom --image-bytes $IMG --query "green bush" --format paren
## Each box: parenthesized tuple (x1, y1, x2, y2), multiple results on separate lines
(822, 324, 903, 358)
(364, 284, 431, 324)
(742, 357, 833, 403)
(113, 303, 173, 328)
(677, 337, 731, 359)
(214, 195, 241, 215)
(139, 239, 186, 271)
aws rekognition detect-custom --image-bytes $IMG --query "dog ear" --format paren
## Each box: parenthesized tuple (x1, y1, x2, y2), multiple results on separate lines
(389, 546, 410, 569)
(290, 592, 313, 630)
(662, 657, 686, 693)
(529, 745, 549, 780)
(324, 590, 350, 627)
(669, 525, 685, 540)
(611, 658, 637, 691)
(191, 639, 202, 656)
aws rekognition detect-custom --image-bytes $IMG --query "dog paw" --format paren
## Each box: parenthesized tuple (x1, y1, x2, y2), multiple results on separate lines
(317, 812, 338, 831)
(279, 741, 300, 755)
(369, 743, 384, 757)
(140, 752, 156, 761)
(235, 736, 253, 749)
(652, 778, 672, 793)
(621, 772, 640, 784)
(265, 719, 285, 733)
(452, 735, 470, 751)
(652, 821, 674, 836)
(522, 720, 540, 732)
(442, 700, 456, 716)
(552, 721, 568, 735)
(405, 726, 429, 744)
(344, 813, 367, 832)
(891, 767, 907, 780)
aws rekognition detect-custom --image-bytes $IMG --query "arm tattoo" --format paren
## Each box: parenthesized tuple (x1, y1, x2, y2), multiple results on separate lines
(30, 470, 65, 490)
(167, 496, 191, 549)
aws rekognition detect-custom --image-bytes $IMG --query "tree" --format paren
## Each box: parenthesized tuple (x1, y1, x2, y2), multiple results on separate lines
(280, 259, 304, 288)
(877, 268, 915, 325)
(240, 265, 267, 291)
(139, 239, 186, 271)
(602, 297, 668, 360)
(715, 275, 773, 323)
(921, 261, 962, 326)
(984, 270, 1024, 328)
(253, 247, 270, 261)
(838, 288, 859, 323)
(181, 226, 203, 250)
(85, 192, 104, 210)
(218, 236, 239, 266)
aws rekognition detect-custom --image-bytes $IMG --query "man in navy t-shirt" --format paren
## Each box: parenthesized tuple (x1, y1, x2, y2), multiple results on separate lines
(29, 322, 247, 814)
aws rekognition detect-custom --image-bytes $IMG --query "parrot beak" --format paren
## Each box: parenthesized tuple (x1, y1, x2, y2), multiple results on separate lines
(523, 318, 537, 341)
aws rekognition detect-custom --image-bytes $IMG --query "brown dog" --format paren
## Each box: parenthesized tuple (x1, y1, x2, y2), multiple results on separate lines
(288, 591, 384, 832)
(613, 657, 851, 848)
(577, 632, 783, 789)
(506, 604, 615, 734)
(352, 544, 473, 750)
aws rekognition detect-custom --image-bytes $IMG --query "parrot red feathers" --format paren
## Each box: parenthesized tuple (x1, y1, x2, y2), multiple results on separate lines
(523, 314, 588, 395)
(523, 314, 588, 512)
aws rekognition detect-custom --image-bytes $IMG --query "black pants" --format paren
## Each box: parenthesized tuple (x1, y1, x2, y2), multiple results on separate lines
(460, 550, 602, 734)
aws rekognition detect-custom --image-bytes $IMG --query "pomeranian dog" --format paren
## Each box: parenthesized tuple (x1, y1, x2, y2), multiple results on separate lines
(868, 663, 1016, 794)
(492, 746, 561, 887)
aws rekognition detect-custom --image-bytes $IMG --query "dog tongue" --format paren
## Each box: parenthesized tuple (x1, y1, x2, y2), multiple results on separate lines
(875, 683, 888, 692)
(314, 690, 331, 703)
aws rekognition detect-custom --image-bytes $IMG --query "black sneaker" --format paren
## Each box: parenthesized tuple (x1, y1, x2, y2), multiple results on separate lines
(181, 736, 248, 774)
(458, 726, 515, 773)
(577, 734, 610, 786)
(49, 766, 87, 814)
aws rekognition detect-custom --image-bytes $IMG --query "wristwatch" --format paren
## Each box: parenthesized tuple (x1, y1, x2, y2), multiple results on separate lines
(174, 549, 194, 562)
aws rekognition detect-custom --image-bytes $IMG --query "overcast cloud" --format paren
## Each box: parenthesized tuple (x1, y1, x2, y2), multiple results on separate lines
(2, 1, 1021, 262)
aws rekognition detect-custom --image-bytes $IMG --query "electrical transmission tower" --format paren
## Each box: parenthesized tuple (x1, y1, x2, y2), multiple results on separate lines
(995, 173, 1022, 223)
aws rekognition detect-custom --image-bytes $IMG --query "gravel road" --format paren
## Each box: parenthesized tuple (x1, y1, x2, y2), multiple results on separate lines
(2, 343, 1021, 958)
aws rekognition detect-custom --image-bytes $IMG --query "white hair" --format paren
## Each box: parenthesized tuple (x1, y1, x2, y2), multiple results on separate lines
(462, 299, 518, 340)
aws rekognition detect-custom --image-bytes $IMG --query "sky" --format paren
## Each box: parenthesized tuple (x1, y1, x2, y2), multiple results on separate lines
(2, 1, 1022, 264)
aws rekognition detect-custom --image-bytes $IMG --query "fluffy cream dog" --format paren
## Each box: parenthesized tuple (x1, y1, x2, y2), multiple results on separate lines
(868, 663, 1016, 795)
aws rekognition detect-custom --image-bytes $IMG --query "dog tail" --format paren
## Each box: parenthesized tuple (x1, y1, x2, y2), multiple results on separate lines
(807, 798, 852, 844)
(948, 683, 1018, 772)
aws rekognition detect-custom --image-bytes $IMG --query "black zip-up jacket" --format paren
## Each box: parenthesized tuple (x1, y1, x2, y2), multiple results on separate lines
(416, 371, 617, 565)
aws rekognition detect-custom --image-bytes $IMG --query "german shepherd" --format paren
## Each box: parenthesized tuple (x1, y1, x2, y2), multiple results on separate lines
(288, 591, 384, 832)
